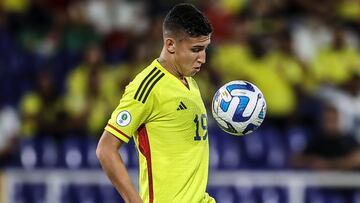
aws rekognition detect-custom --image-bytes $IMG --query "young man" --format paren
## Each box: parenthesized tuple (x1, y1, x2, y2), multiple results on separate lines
(96, 3, 215, 203)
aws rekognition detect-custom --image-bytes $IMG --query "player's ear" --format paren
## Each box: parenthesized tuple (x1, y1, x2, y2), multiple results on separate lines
(165, 38, 176, 54)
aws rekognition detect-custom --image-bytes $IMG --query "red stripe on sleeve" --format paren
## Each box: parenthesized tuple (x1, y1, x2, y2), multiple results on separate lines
(107, 124, 131, 140)
(138, 125, 154, 203)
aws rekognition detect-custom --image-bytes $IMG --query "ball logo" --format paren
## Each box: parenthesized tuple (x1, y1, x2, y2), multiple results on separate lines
(116, 111, 131, 126)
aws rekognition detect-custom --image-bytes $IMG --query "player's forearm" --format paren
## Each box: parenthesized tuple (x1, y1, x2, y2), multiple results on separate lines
(97, 146, 142, 202)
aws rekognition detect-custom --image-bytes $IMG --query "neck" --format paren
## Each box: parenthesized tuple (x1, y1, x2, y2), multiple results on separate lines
(158, 49, 184, 80)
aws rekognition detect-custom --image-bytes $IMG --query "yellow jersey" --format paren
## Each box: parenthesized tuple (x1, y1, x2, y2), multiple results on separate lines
(105, 59, 215, 203)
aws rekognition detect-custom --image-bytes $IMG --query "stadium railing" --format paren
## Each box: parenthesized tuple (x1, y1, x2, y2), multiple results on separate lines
(2, 169, 360, 203)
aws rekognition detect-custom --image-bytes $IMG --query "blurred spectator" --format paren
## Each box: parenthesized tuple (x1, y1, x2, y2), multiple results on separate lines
(295, 0, 337, 19)
(292, 16, 332, 63)
(266, 29, 314, 127)
(102, 30, 130, 64)
(85, 0, 149, 35)
(15, 0, 54, 51)
(64, 44, 115, 137)
(19, 69, 65, 139)
(246, 35, 298, 125)
(335, 0, 360, 31)
(292, 103, 360, 171)
(209, 16, 251, 83)
(59, 1, 100, 54)
(0, 104, 20, 168)
(317, 73, 360, 141)
(267, 30, 304, 89)
(311, 24, 360, 85)
(203, 0, 239, 42)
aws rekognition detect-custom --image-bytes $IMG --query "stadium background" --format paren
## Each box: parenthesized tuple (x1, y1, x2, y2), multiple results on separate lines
(0, 0, 360, 202)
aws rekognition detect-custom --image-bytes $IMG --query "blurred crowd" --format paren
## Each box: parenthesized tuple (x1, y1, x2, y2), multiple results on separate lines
(0, 0, 360, 170)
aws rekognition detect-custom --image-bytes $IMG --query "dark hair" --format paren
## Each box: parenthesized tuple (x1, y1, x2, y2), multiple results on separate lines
(163, 3, 212, 38)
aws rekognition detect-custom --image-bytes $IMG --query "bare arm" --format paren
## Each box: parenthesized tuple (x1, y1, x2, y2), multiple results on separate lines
(292, 150, 360, 171)
(96, 130, 143, 203)
(331, 150, 360, 170)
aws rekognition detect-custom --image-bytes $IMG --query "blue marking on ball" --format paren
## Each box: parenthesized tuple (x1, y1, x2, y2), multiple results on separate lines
(226, 81, 255, 92)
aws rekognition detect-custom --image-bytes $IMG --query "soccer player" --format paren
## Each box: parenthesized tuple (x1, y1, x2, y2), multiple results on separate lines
(96, 3, 215, 203)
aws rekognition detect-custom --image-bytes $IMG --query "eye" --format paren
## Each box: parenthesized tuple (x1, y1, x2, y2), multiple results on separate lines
(191, 48, 201, 53)
(191, 47, 204, 53)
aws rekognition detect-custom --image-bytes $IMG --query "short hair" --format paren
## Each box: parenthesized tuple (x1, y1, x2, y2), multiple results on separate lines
(163, 3, 212, 39)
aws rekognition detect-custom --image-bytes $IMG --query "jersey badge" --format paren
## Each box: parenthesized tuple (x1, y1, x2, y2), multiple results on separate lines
(116, 111, 131, 126)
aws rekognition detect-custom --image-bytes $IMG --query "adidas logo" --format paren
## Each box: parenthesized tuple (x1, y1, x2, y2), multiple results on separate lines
(177, 101, 187, 110)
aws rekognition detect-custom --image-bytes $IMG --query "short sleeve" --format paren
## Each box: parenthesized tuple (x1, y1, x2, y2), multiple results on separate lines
(105, 81, 154, 143)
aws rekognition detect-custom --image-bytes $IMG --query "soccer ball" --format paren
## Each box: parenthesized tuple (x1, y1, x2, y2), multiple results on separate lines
(211, 80, 266, 136)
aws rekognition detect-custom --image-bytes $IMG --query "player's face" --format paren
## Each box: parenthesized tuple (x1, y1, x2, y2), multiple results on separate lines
(174, 34, 211, 77)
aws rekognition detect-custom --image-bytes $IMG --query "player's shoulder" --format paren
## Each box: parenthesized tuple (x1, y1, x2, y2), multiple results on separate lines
(129, 60, 166, 103)
(133, 61, 165, 82)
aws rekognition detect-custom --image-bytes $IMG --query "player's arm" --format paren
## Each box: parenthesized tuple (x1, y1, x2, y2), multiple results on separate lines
(96, 130, 143, 203)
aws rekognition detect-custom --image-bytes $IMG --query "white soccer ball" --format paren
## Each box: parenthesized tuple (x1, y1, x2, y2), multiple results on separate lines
(211, 80, 267, 136)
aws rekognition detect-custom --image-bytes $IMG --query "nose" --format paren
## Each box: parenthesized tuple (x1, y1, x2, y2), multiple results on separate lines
(197, 50, 206, 64)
